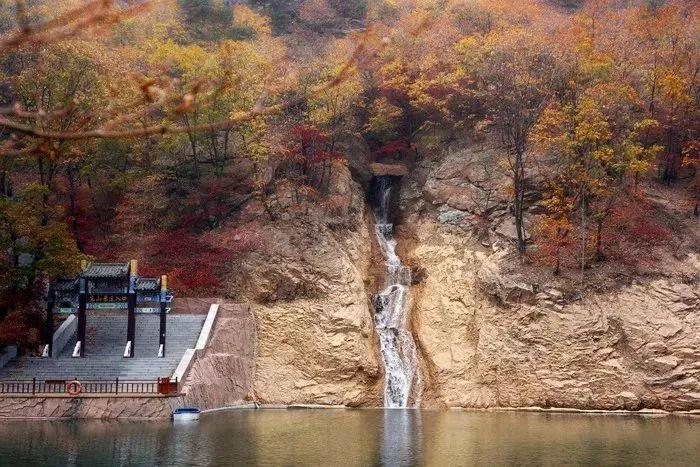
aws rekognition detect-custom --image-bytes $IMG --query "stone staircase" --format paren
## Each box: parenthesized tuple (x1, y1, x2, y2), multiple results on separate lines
(0, 315, 206, 381)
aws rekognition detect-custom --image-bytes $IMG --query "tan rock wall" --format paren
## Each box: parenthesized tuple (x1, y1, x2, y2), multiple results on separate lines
(406, 212, 700, 411)
(229, 165, 382, 407)
(250, 215, 382, 406)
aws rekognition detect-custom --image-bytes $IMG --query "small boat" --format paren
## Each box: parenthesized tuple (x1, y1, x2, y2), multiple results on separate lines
(172, 407, 201, 422)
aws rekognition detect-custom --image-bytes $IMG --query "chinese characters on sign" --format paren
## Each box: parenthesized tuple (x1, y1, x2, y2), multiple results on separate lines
(87, 294, 128, 303)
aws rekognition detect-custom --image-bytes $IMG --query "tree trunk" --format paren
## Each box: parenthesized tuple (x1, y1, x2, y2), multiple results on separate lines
(580, 189, 588, 283)
(67, 166, 83, 251)
(595, 218, 604, 262)
(513, 149, 526, 255)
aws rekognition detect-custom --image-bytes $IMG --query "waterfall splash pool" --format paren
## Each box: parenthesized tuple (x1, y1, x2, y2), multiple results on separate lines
(372, 176, 421, 408)
(0, 410, 698, 466)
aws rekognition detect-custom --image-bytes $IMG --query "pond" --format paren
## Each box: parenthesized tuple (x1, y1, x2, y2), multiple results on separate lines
(0, 409, 698, 466)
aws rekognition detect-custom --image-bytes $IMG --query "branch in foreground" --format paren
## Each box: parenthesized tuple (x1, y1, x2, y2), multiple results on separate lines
(0, 9, 432, 152)
(0, 0, 159, 54)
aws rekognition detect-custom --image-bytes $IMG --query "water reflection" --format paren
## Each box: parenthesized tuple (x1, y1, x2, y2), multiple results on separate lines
(380, 409, 422, 465)
(0, 410, 698, 466)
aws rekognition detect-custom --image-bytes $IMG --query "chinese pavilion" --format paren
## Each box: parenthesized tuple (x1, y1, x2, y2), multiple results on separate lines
(44, 260, 173, 359)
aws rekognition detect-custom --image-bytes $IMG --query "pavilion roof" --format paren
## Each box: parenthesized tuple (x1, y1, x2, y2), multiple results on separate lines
(135, 277, 160, 292)
(54, 278, 79, 292)
(82, 262, 130, 279)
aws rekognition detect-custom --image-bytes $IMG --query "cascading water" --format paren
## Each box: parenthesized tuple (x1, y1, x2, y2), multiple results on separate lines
(372, 176, 422, 408)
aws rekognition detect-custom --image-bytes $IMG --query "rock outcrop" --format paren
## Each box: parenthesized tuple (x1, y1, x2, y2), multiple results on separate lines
(370, 163, 409, 177)
(233, 165, 382, 407)
(410, 222, 700, 410)
(403, 144, 700, 411)
(245, 216, 382, 406)
(224, 141, 699, 411)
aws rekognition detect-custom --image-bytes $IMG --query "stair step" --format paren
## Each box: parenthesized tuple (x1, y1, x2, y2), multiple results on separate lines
(0, 314, 206, 380)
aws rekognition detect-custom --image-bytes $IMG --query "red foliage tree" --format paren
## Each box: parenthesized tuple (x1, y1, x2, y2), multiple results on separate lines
(371, 139, 412, 163)
(282, 124, 345, 196)
(139, 229, 235, 296)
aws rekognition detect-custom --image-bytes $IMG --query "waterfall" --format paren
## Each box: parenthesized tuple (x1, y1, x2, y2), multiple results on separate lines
(372, 176, 422, 408)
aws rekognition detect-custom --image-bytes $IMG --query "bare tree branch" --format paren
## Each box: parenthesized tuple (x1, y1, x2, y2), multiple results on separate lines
(0, 2, 431, 155)
(0, 0, 160, 54)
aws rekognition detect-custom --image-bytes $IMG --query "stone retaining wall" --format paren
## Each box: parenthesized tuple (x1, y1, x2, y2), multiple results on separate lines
(0, 395, 179, 419)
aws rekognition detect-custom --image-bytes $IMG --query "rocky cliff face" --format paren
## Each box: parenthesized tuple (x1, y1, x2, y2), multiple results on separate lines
(215, 142, 699, 411)
(400, 144, 700, 411)
(4, 143, 696, 418)
(404, 217, 700, 411)
(234, 165, 382, 406)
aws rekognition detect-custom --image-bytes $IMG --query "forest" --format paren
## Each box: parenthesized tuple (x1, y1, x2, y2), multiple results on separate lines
(0, 0, 697, 346)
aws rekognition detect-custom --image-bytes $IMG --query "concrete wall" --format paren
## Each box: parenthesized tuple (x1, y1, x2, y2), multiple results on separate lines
(195, 304, 219, 351)
(173, 304, 219, 383)
(0, 395, 179, 419)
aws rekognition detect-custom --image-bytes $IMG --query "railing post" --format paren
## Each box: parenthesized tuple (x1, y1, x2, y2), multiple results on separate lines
(126, 267, 137, 358)
(77, 279, 87, 357)
(32, 377, 36, 395)
(115, 377, 119, 395)
(45, 287, 55, 358)
(159, 275, 168, 358)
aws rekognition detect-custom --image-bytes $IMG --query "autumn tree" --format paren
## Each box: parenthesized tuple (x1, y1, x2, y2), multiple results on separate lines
(0, 184, 84, 345)
(458, 26, 557, 254)
(624, 4, 699, 185)
(533, 83, 663, 272)
(280, 124, 344, 200)
(359, 5, 473, 160)
(532, 183, 575, 275)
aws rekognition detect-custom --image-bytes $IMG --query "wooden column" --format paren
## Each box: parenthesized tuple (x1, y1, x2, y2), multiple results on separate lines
(159, 275, 167, 357)
(126, 293, 136, 358)
(77, 278, 87, 357)
(125, 260, 137, 358)
(44, 286, 55, 357)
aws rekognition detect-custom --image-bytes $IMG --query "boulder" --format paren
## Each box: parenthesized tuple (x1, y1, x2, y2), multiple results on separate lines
(370, 163, 408, 177)
(647, 355, 681, 373)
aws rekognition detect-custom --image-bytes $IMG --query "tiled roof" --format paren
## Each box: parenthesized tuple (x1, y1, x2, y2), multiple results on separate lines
(54, 278, 78, 292)
(135, 277, 160, 291)
(82, 262, 130, 278)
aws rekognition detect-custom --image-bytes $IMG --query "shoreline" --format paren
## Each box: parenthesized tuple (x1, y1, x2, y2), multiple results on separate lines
(1, 402, 699, 421)
(198, 403, 700, 419)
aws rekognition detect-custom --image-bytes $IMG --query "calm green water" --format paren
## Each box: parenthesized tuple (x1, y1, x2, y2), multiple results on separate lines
(0, 409, 698, 466)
